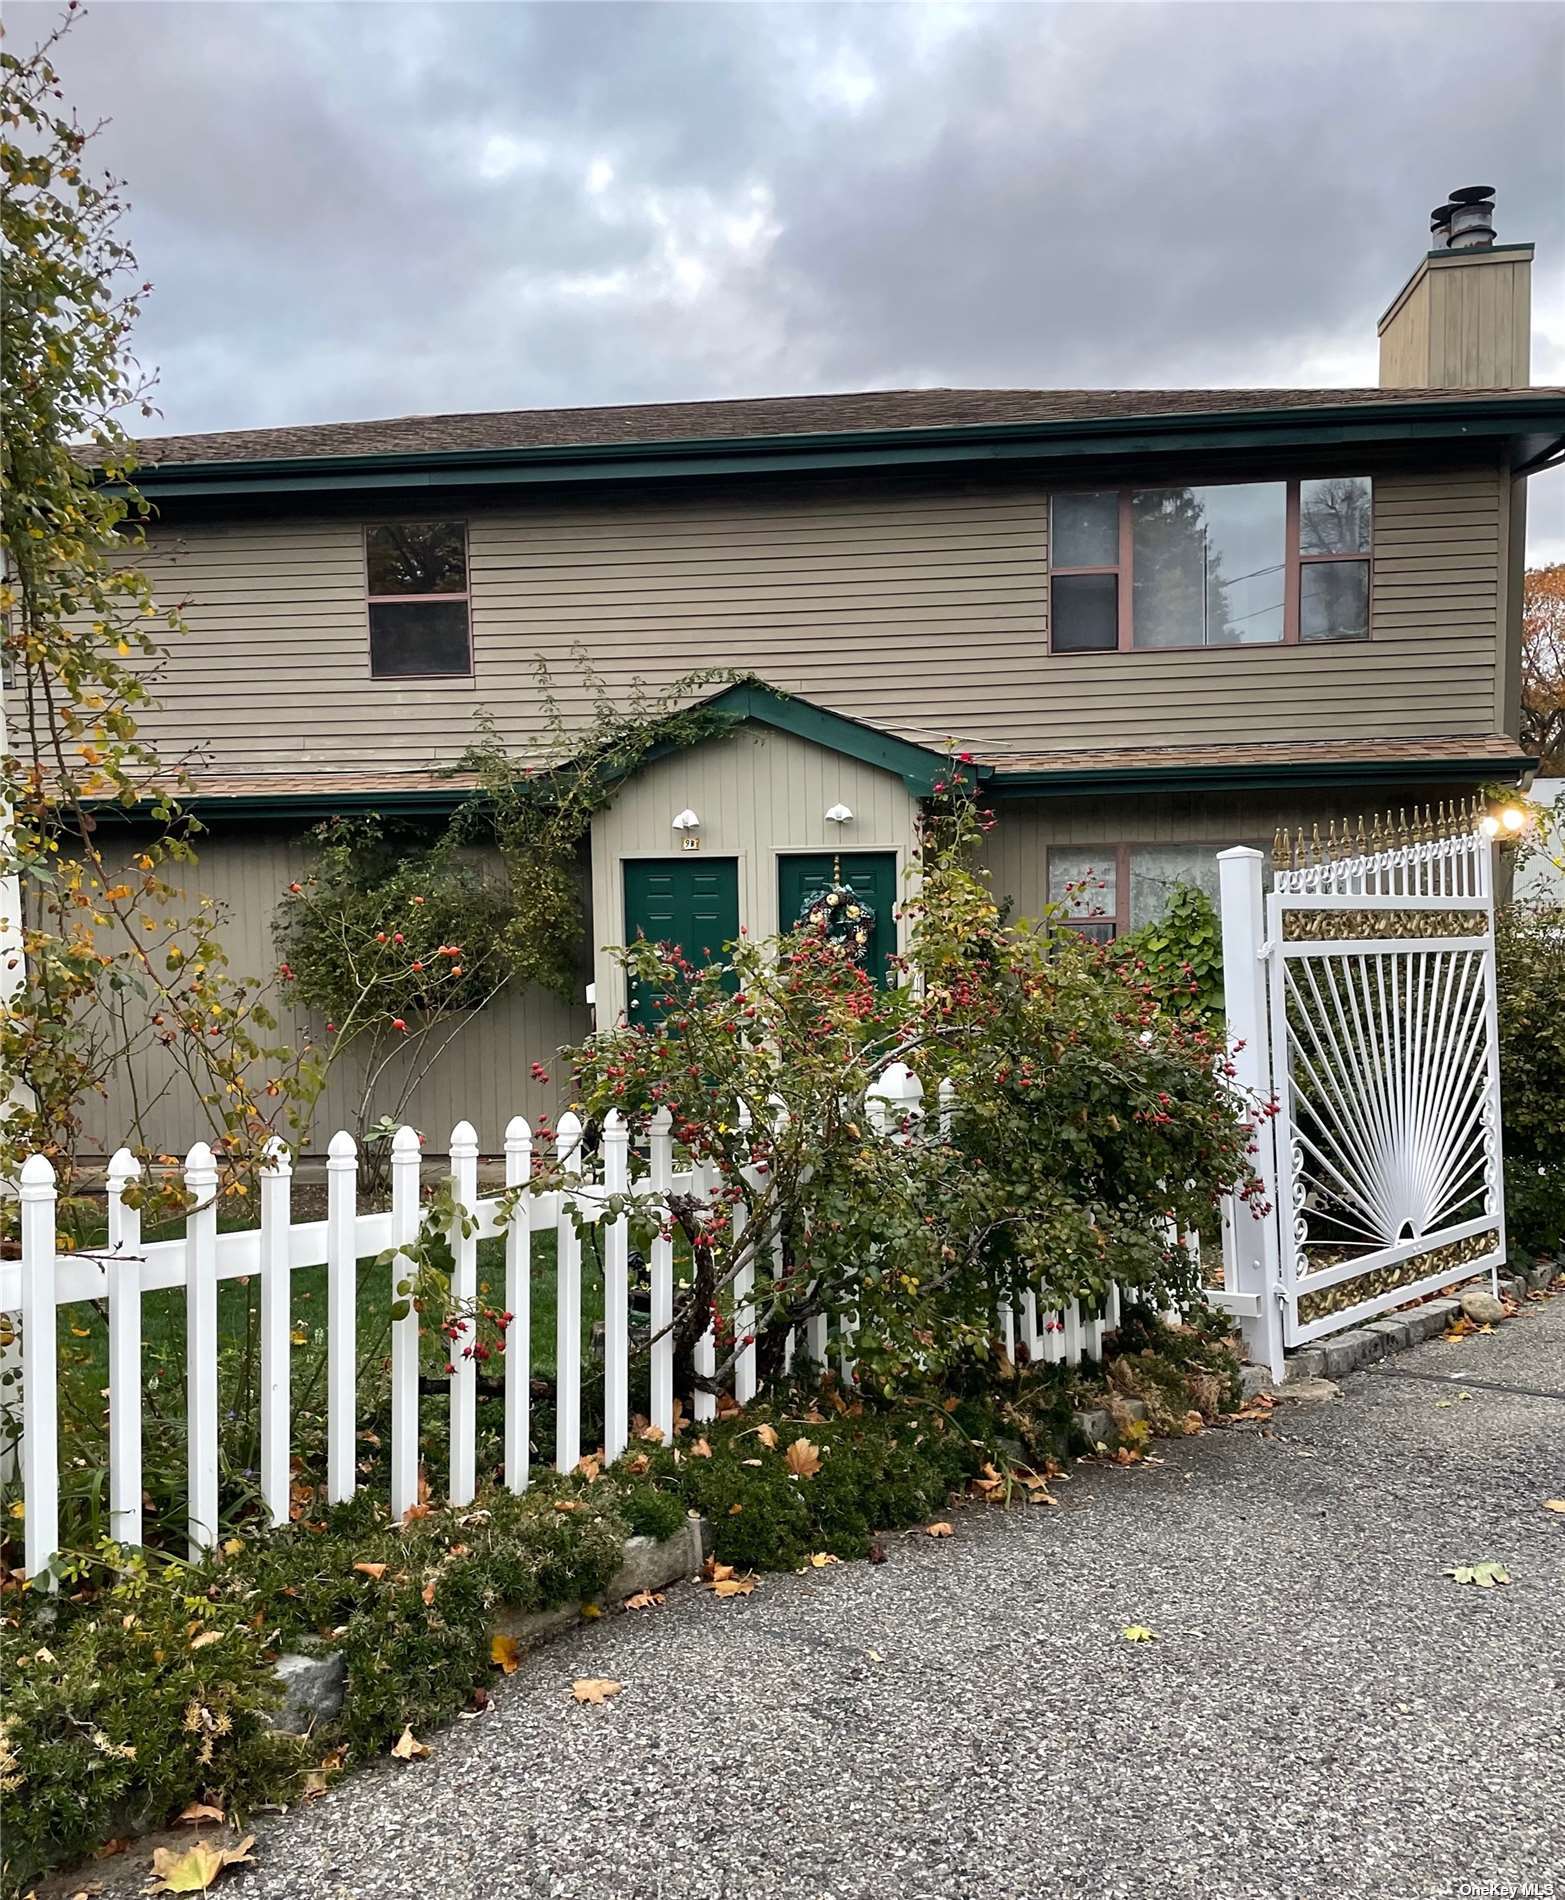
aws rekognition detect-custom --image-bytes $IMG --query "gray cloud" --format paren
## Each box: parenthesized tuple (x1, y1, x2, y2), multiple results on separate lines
(16, 0, 1565, 553)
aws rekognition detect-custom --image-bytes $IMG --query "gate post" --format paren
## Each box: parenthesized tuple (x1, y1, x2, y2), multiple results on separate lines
(1217, 848, 1286, 1379)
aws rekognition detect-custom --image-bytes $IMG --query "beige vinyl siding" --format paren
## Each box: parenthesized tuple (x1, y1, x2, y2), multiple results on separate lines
(125, 460, 1507, 773)
(1379, 249, 1531, 390)
(75, 826, 587, 1159)
(589, 725, 918, 1024)
(979, 783, 1478, 922)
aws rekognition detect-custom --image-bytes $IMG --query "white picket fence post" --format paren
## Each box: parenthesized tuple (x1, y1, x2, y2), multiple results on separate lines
(184, 1142, 220, 1555)
(691, 1154, 717, 1425)
(602, 1110, 630, 1462)
(389, 1124, 422, 1521)
(1217, 846, 1287, 1380)
(503, 1116, 531, 1493)
(448, 1121, 480, 1506)
(105, 1148, 142, 1548)
(259, 1138, 292, 1528)
(648, 1107, 675, 1441)
(325, 1131, 358, 1506)
(732, 1102, 756, 1407)
(555, 1111, 583, 1472)
(19, 1153, 58, 1581)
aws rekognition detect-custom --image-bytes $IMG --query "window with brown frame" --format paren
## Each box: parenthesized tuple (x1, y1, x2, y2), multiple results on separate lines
(366, 522, 472, 677)
(1047, 842, 1262, 941)
(1048, 477, 1371, 654)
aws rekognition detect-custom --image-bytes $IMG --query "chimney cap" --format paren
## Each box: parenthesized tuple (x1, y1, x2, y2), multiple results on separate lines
(1448, 184, 1496, 204)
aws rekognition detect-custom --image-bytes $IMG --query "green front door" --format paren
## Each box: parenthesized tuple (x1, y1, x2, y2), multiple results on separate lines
(622, 857, 741, 1028)
(777, 852, 899, 988)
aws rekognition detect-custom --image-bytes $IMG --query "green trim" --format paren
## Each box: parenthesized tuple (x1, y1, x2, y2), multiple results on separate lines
(94, 787, 474, 823)
(112, 394, 1565, 501)
(987, 753, 1537, 798)
(644, 683, 977, 798)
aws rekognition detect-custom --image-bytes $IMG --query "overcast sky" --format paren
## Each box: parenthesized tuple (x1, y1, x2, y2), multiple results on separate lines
(18, 0, 1565, 557)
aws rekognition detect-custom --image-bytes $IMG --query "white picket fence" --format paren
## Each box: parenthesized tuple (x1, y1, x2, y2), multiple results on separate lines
(0, 1064, 1164, 1581)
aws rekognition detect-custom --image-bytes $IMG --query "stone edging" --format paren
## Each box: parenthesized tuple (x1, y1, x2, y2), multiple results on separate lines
(270, 1515, 713, 1735)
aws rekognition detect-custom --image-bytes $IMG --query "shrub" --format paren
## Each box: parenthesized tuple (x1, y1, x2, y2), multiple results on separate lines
(1110, 881, 1225, 1025)
(552, 782, 1254, 1408)
(1495, 901, 1565, 1255)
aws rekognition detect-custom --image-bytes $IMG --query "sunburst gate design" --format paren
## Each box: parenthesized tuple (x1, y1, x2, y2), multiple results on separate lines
(1265, 801, 1504, 1338)
(1282, 948, 1493, 1267)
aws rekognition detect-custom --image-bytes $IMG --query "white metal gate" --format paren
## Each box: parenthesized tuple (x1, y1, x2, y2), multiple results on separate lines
(1216, 803, 1505, 1370)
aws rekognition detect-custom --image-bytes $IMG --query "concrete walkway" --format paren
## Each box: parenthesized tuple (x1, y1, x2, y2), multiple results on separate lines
(232, 1292, 1565, 1899)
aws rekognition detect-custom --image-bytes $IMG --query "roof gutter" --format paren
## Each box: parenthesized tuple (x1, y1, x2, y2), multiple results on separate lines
(112, 395, 1565, 500)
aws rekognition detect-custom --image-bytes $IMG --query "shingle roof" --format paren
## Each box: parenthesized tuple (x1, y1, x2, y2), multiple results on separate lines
(126, 385, 1552, 468)
(986, 734, 1531, 776)
(162, 734, 1529, 806)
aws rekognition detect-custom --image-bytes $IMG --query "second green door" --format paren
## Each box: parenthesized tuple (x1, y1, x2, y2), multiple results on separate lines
(777, 852, 899, 988)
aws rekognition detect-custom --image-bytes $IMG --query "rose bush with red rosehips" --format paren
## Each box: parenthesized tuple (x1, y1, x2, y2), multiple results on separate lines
(549, 783, 1256, 1400)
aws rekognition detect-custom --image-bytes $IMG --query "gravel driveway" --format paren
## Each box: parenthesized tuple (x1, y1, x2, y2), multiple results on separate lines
(80, 1290, 1565, 1900)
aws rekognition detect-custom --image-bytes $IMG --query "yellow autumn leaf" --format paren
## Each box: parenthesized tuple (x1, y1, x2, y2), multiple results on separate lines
(1122, 1625, 1158, 1642)
(390, 1725, 431, 1760)
(924, 1521, 954, 1538)
(1543, 1499, 1565, 1515)
(711, 1576, 757, 1598)
(807, 1552, 840, 1568)
(188, 1629, 223, 1650)
(785, 1437, 822, 1479)
(147, 1834, 255, 1892)
(490, 1633, 522, 1675)
(571, 1677, 623, 1704)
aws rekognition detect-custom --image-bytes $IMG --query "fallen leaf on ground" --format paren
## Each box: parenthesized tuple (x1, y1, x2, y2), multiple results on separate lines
(1542, 1499, 1565, 1515)
(552, 1498, 581, 1513)
(637, 1423, 665, 1444)
(712, 1575, 757, 1598)
(571, 1677, 623, 1704)
(490, 1633, 522, 1674)
(753, 1422, 780, 1449)
(188, 1630, 223, 1650)
(623, 1590, 664, 1610)
(972, 1462, 1005, 1499)
(1122, 1625, 1158, 1642)
(691, 1436, 713, 1459)
(623, 1452, 650, 1476)
(741, 1458, 764, 1467)
(421, 1580, 436, 1607)
(807, 1552, 840, 1568)
(786, 1437, 822, 1479)
(579, 1602, 601, 1619)
(93, 1838, 132, 1859)
(1182, 1410, 1205, 1435)
(390, 1725, 431, 1759)
(147, 1836, 255, 1893)
(1444, 1561, 1512, 1588)
(352, 1562, 386, 1581)
(176, 1801, 225, 1826)
(924, 1521, 954, 1538)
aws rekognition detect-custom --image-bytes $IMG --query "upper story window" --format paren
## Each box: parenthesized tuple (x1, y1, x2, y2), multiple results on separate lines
(1049, 477, 1371, 654)
(366, 522, 471, 677)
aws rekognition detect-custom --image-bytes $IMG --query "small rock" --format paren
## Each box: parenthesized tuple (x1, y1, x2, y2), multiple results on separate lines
(1458, 1287, 1505, 1326)
(271, 1650, 347, 1733)
(1274, 1376, 1341, 1404)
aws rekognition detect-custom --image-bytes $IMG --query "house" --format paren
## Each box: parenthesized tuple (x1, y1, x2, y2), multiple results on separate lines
(92, 186, 1563, 1152)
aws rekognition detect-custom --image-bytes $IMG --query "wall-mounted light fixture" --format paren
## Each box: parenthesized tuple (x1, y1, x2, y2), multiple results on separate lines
(824, 803, 854, 825)
(671, 808, 701, 833)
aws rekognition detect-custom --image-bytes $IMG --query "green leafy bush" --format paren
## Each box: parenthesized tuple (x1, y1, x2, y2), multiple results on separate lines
(1111, 881, 1226, 1025)
(1495, 901, 1565, 1255)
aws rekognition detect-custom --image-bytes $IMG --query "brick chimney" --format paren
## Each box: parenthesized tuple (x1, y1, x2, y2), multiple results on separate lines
(1379, 186, 1532, 388)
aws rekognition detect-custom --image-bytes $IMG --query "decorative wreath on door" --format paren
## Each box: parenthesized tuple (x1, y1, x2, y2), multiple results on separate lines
(796, 878, 875, 962)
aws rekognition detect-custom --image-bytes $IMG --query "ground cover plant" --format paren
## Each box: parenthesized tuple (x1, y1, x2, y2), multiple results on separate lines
(0, 1313, 1242, 1897)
